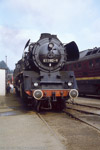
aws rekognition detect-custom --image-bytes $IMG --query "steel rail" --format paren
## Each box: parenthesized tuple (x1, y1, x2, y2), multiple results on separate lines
(63, 108, 100, 132)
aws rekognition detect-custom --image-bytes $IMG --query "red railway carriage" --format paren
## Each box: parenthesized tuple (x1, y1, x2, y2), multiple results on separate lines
(66, 47, 100, 96)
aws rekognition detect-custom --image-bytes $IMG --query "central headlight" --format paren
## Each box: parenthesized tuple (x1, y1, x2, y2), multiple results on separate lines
(48, 43, 54, 49)
(34, 82, 38, 87)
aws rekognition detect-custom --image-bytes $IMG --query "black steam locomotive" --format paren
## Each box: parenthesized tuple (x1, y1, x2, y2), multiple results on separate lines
(13, 33, 79, 111)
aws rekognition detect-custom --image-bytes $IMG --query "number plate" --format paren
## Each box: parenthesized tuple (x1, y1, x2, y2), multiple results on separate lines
(43, 59, 58, 63)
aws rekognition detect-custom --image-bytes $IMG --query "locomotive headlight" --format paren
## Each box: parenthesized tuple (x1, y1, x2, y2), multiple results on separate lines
(34, 82, 38, 87)
(68, 82, 72, 86)
(48, 43, 54, 49)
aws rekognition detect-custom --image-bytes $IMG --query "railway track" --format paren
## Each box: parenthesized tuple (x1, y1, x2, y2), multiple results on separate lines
(36, 112, 56, 135)
(35, 98, 100, 133)
(67, 100, 100, 108)
(66, 102, 100, 115)
(35, 111, 67, 148)
(64, 101, 100, 132)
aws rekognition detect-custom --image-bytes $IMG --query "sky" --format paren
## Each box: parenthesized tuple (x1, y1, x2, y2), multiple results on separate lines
(0, 0, 100, 70)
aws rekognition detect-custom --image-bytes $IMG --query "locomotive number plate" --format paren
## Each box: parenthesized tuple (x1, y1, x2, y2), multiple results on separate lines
(43, 59, 58, 63)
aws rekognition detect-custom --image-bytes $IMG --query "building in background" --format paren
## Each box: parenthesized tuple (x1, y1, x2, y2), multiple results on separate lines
(0, 69, 6, 95)
(0, 60, 14, 95)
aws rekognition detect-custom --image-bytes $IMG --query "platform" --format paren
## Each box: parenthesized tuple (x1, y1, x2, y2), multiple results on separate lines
(0, 95, 65, 150)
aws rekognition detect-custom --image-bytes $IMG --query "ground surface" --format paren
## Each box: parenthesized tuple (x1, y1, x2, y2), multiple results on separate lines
(0, 94, 100, 150)
(0, 94, 65, 150)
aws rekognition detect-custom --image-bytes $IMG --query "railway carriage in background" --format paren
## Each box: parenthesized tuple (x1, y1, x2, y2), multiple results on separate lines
(13, 33, 79, 111)
(66, 47, 100, 96)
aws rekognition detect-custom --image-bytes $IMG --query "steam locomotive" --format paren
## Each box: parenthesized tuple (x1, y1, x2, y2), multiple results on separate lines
(13, 33, 79, 111)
